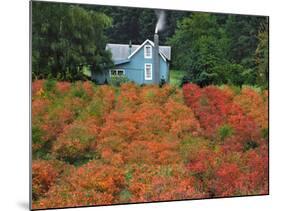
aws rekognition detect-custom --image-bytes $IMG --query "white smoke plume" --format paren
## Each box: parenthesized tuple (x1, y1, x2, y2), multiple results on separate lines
(155, 10, 166, 33)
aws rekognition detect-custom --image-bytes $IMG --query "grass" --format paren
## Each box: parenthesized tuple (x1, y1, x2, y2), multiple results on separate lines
(82, 66, 91, 77)
(83, 68, 186, 87)
(170, 69, 186, 87)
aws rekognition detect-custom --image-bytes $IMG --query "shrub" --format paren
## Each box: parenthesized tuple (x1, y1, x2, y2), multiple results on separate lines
(31, 80, 268, 208)
(44, 79, 56, 93)
(53, 118, 99, 164)
(56, 81, 71, 95)
(243, 140, 259, 151)
(32, 80, 45, 96)
(218, 124, 233, 142)
(261, 128, 269, 140)
(109, 75, 130, 86)
(180, 75, 192, 87)
(32, 160, 63, 200)
(34, 162, 126, 209)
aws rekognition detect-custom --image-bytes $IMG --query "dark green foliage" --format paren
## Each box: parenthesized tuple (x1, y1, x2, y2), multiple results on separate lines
(44, 79, 56, 92)
(32, 2, 268, 88)
(71, 87, 86, 99)
(32, 2, 113, 81)
(218, 124, 233, 142)
(261, 128, 269, 140)
(180, 75, 191, 87)
(32, 126, 44, 149)
(109, 76, 130, 87)
(159, 77, 166, 88)
(167, 13, 268, 87)
(244, 140, 259, 151)
(225, 15, 266, 67)
(32, 126, 53, 160)
(87, 5, 188, 45)
(119, 189, 132, 203)
(255, 21, 269, 89)
(167, 13, 230, 86)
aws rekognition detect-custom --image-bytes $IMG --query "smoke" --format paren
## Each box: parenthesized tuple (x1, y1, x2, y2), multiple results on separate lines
(155, 10, 166, 33)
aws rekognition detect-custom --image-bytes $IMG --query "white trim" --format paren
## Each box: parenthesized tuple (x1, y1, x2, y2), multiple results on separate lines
(128, 39, 153, 59)
(144, 63, 153, 80)
(109, 69, 125, 77)
(144, 45, 152, 58)
(127, 39, 167, 62)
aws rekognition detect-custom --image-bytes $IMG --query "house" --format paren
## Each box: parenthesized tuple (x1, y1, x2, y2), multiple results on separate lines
(91, 33, 171, 85)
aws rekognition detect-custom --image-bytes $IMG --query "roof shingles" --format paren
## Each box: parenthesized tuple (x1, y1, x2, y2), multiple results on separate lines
(106, 40, 171, 63)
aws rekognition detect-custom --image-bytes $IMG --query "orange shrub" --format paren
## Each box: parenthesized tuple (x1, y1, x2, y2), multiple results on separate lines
(34, 161, 125, 209)
(234, 87, 268, 129)
(52, 118, 99, 163)
(32, 160, 62, 200)
(32, 80, 268, 209)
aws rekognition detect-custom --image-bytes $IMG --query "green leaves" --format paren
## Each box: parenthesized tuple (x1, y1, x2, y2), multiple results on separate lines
(32, 2, 113, 81)
(255, 21, 269, 89)
(167, 13, 267, 87)
(167, 13, 229, 86)
(218, 124, 233, 142)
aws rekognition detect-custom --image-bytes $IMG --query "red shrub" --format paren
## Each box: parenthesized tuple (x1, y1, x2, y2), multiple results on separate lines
(234, 87, 268, 129)
(82, 81, 95, 97)
(31, 80, 268, 209)
(53, 118, 99, 163)
(56, 81, 71, 94)
(32, 160, 61, 200)
(183, 84, 233, 138)
(32, 80, 45, 96)
(34, 162, 125, 209)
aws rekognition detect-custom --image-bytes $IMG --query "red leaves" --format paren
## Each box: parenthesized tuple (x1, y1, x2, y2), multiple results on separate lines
(127, 164, 200, 203)
(182, 83, 268, 197)
(56, 81, 71, 94)
(182, 84, 265, 146)
(33, 162, 126, 209)
(234, 87, 268, 129)
(32, 160, 61, 200)
(32, 81, 268, 209)
(183, 84, 232, 138)
(32, 80, 45, 96)
(52, 118, 99, 163)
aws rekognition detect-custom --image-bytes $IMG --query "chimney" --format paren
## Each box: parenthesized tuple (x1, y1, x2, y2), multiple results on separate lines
(129, 40, 132, 55)
(154, 33, 160, 84)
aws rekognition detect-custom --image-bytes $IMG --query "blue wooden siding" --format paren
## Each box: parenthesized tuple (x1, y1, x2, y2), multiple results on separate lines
(92, 70, 108, 84)
(113, 43, 169, 84)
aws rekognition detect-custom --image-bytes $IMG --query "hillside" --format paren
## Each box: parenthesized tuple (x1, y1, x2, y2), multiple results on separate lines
(32, 80, 268, 209)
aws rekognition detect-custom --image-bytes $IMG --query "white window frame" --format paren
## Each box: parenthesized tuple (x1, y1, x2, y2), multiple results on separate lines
(144, 45, 152, 59)
(144, 63, 153, 80)
(109, 69, 125, 77)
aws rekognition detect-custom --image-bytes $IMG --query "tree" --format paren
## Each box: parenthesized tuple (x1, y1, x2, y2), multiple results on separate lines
(225, 15, 266, 69)
(86, 5, 189, 45)
(255, 21, 269, 88)
(167, 13, 268, 87)
(167, 13, 230, 86)
(32, 2, 113, 81)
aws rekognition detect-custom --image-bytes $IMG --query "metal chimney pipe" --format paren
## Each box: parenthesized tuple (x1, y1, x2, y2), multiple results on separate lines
(129, 40, 132, 55)
(154, 33, 160, 84)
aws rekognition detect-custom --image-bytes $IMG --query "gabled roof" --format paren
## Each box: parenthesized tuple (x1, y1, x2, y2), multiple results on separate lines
(106, 39, 171, 64)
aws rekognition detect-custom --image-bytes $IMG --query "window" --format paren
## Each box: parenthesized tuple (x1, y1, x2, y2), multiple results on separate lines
(144, 45, 152, 58)
(144, 63, 152, 80)
(110, 69, 125, 77)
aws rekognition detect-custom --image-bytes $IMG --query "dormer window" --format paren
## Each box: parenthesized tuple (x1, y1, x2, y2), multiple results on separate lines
(144, 45, 152, 58)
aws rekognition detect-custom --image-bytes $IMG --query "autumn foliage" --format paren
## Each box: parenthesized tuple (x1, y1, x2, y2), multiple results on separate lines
(32, 80, 268, 209)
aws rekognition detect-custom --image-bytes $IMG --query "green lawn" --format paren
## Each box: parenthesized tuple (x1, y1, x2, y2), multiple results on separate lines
(84, 68, 186, 87)
(170, 69, 186, 87)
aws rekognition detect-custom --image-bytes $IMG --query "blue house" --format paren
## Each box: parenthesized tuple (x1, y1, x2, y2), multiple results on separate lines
(92, 33, 171, 85)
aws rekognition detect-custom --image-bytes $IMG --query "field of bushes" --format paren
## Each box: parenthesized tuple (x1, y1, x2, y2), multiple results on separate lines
(32, 80, 268, 209)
